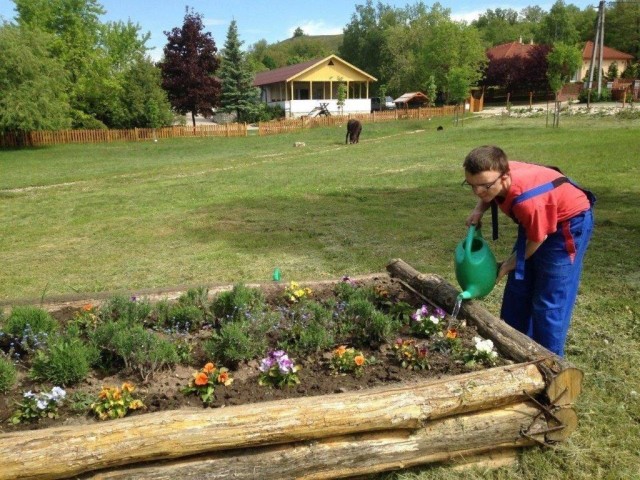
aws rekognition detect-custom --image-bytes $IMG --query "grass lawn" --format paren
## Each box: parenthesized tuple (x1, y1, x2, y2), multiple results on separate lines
(1, 113, 639, 478)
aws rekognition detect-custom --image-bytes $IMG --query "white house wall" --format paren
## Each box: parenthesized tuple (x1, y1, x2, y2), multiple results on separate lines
(269, 99, 372, 117)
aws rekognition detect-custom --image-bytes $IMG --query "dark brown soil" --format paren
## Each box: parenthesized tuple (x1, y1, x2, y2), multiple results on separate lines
(0, 276, 507, 434)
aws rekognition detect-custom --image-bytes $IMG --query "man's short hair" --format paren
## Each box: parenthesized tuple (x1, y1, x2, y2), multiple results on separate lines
(463, 145, 510, 174)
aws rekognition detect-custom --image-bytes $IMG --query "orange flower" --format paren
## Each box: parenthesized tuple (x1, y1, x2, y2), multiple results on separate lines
(446, 328, 458, 339)
(121, 382, 135, 393)
(82, 303, 93, 312)
(112, 388, 122, 400)
(334, 345, 347, 357)
(194, 372, 209, 386)
(354, 355, 365, 366)
(98, 388, 109, 399)
(203, 363, 216, 373)
(217, 371, 229, 384)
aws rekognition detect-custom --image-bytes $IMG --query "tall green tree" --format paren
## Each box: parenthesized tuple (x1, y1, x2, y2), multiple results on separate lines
(339, 0, 403, 92)
(218, 20, 260, 123)
(0, 24, 72, 134)
(472, 8, 526, 45)
(606, 1, 640, 59)
(536, 0, 580, 45)
(547, 42, 582, 127)
(160, 8, 221, 127)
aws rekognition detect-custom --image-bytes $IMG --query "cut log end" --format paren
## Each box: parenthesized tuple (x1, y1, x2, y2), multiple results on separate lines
(545, 407, 579, 442)
(546, 367, 584, 406)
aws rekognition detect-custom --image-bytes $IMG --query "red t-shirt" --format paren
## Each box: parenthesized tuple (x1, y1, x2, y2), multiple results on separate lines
(497, 161, 591, 242)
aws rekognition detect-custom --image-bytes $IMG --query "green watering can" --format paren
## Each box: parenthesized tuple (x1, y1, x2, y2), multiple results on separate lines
(454, 224, 498, 300)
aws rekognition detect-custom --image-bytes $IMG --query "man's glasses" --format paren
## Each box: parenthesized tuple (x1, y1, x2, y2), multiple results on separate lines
(461, 174, 503, 192)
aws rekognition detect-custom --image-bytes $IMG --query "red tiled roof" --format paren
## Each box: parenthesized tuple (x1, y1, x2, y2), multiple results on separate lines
(487, 41, 536, 60)
(253, 58, 321, 86)
(582, 41, 634, 60)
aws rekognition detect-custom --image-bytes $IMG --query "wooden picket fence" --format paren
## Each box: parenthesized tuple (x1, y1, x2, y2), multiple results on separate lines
(0, 124, 248, 148)
(258, 106, 457, 136)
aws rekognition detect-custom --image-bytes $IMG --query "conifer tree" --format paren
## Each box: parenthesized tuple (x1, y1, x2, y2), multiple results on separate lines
(218, 20, 260, 123)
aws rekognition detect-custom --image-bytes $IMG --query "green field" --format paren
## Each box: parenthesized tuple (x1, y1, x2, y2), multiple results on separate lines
(1, 114, 639, 478)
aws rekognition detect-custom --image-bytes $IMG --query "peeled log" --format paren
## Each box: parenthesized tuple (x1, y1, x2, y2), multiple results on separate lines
(88, 402, 546, 480)
(0, 363, 545, 480)
(387, 258, 583, 406)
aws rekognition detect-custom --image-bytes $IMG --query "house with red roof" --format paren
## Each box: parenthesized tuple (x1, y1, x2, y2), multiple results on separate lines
(486, 38, 537, 61)
(574, 41, 634, 82)
(253, 54, 377, 117)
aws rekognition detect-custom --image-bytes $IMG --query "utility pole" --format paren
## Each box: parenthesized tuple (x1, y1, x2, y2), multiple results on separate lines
(587, 1, 606, 97)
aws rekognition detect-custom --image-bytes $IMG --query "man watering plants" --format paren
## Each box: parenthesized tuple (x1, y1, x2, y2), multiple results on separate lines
(462, 145, 595, 357)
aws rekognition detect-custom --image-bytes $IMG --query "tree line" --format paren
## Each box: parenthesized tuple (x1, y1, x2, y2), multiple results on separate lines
(2, 0, 639, 135)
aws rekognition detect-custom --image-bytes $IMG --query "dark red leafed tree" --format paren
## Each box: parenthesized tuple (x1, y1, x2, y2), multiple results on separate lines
(160, 8, 221, 127)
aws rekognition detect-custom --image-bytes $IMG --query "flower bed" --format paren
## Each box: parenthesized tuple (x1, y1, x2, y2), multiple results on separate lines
(0, 260, 583, 479)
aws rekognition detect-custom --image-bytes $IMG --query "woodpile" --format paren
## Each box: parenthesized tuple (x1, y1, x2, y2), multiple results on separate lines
(0, 259, 583, 479)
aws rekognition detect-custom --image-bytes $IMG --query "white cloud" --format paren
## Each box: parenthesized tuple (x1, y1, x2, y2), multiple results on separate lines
(451, 10, 483, 24)
(287, 20, 343, 37)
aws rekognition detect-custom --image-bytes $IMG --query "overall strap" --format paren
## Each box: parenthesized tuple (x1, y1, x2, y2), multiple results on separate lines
(511, 177, 569, 280)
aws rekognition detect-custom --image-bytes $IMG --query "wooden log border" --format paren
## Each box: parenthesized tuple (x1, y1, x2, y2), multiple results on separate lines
(0, 261, 584, 479)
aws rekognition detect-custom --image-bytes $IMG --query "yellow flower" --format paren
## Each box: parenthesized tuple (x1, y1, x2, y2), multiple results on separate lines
(446, 328, 458, 339)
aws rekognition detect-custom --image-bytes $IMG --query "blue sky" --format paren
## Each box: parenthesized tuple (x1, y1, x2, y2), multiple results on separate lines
(1, 0, 597, 61)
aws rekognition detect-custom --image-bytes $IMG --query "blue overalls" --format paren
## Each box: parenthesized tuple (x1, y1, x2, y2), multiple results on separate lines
(500, 177, 595, 357)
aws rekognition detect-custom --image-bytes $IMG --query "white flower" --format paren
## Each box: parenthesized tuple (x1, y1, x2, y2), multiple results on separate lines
(428, 315, 440, 325)
(36, 399, 49, 410)
(474, 337, 496, 356)
(51, 386, 66, 401)
(23, 391, 35, 399)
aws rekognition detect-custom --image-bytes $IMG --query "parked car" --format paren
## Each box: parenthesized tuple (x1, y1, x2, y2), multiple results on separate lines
(370, 96, 396, 112)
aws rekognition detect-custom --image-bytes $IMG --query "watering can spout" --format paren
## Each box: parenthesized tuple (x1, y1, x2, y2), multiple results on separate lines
(458, 291, 472, 301)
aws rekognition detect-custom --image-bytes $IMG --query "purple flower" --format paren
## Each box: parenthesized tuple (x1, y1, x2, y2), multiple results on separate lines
(434, 307, 446, 319)
(277, 357, 294, 374)
(271, 350, 286, 359)
(259, 357, 274, 372)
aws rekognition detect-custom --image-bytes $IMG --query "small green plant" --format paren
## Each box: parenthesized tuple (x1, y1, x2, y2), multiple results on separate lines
(409, 305, 445, 338)
(29, 335, 96, 385)
(345, 298, 398, 347)
(0, 356, 17, 393)
(98, 295, 152, 325)
(68, 390, 94, 413)
(330, 345, 369, 377)
(91, 321, 178, 382)
(3, 306, 58, 351)
(10, 387, 66, 424)
(205, 318, 270, 366)
(212, 284, 265, 323)
(181, 362, 233, 405)
(161, 304, 205, 332)
(275, 301, 335, 355)
(258, 350, 301, 388)
(460, 336, 498, 368)
(393, 338, 430, 371)
(90, 382, 145, 420)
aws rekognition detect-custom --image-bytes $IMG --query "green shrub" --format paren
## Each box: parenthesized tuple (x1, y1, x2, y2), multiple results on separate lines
(98, 295, 152, 325)
(3, 306, 58, 351)
(276, 302, 335, 355)
(205, 319, 270, 366)
(0, 356, 17, 393)
(212, 284, 265, 323)
(177, 287, 212, 320)
(159, 304, 205, 332)
(343, 298, 398, 347)
(30, 335, 97, 386)
(92, 321, 177, 382)
(4, 306, 57, 337)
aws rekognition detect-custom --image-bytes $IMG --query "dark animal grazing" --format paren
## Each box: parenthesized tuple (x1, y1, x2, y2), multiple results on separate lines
(437, 125, 444, 131)
(345, 119, 362, 144)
